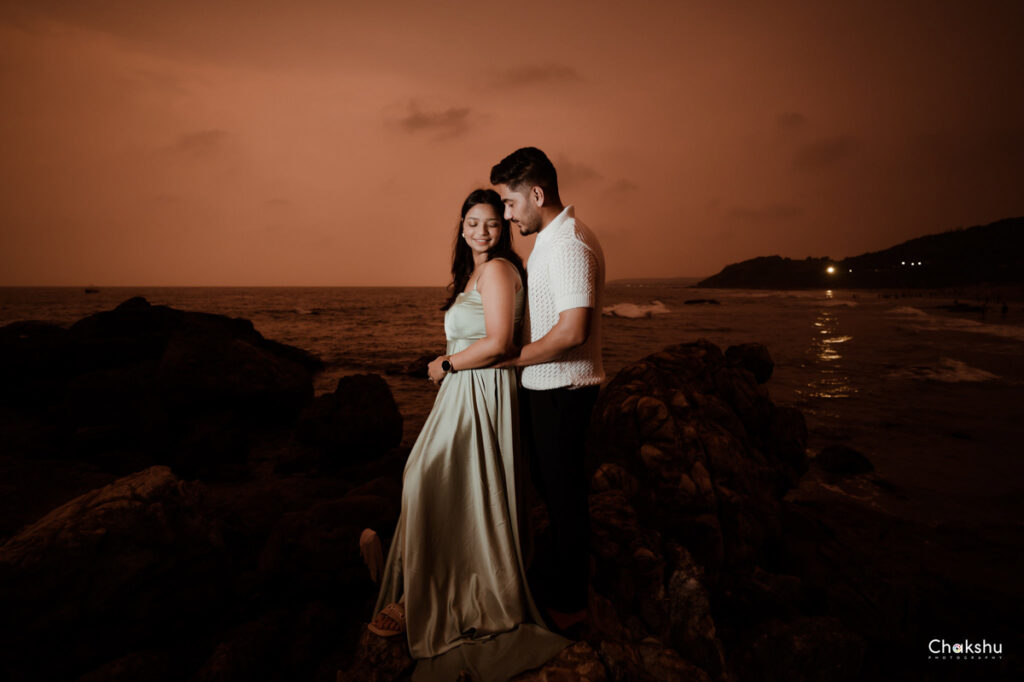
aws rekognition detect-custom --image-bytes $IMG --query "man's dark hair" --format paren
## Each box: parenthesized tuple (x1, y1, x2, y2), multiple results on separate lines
(490, 147, 560, 202)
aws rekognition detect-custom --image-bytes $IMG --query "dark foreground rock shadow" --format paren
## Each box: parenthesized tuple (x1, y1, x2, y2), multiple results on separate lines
(2, 299, 1021, 681)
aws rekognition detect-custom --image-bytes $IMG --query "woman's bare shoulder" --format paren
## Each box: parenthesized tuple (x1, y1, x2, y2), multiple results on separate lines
(478, 257, 521, 291)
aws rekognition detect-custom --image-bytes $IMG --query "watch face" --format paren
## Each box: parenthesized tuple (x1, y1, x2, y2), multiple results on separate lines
(442, 360, 452, 372)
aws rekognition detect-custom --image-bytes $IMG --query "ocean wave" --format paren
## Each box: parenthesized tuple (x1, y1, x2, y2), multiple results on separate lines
(718, 291, 779, 299)
(888, 306, 1024, 342)
(823, 300, 858, 307)
(822, 335, 853, 344)
(602, 301, 670, 318)
(889, 358, 1000, 383)
(888, 306, 929, 317)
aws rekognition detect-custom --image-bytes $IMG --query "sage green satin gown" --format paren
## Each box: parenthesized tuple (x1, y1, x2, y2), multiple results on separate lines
(373, 267, 570, 681)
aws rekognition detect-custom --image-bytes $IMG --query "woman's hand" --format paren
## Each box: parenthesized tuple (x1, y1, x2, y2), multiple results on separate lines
(427, 355, 448, 384)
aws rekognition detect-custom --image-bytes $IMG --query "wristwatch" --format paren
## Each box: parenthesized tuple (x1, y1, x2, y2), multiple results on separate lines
(441, 357, 455, 373)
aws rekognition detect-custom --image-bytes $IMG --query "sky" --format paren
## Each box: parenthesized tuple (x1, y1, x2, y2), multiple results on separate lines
(1, 0, 1022, 286)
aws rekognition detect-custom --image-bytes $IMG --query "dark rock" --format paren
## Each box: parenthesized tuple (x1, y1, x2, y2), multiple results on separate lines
(0, 451, 116, 542)
(597, 640, 645, 681)
(725, 342, 774, 384)
(636, 641, 712, 682)
(335, 627, 414, 682)
(155, 330, 312, 419)
(74, 649, 181, 682)
(590, 462, 640, 498)
(281, 600, 350, 680)
(1, 298, 322, 477)
(730, 616, 865, 682)
(588, 339, 802, 578)
(0, 466, 228, 681)
(258, 494, 399, 600)
(717, 566, 804, 627)
(586, 591, 629, 643)
(665, 542, 725, 677)
(588, 491, 666, 634)
(200, 474, 355, 582)
(511, 641, 607, 681)
(0, 321, 71, 409)
(171, 410, 252, 481)
(194, 610, 290, 682)
(56, 363, 169, 465)
(816, 444, 873, 475)
(295, 374, 402, 465)
(349, 475, 402, 504)
(777, 492, 1024, 679)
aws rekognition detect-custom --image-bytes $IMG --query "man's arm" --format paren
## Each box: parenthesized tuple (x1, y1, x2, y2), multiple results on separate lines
(501, 306, 592, 368)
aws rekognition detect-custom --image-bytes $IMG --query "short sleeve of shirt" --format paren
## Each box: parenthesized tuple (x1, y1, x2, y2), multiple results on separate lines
(549, 238, 598, 312)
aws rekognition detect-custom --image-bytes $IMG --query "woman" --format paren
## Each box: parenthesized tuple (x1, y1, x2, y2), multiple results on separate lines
(367, 189, 569, 681)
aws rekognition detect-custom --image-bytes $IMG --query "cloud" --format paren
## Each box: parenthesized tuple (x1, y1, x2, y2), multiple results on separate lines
(777, 111, 807, 133)
(489, 63, 583, 89)
(728, 203, 804, 221)
(556, 158, 602, 189)
(171, 129, 230, 158)
(792, 135, 858, 171)
(394, 101, 473, 139)
(608, 179, 639, 194)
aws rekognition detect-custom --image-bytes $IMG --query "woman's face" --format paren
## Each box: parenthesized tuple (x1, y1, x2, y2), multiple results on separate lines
(462, 203, 502, 256)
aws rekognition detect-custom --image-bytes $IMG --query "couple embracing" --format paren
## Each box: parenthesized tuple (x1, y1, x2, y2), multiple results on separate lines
(367, 147, 605, 681)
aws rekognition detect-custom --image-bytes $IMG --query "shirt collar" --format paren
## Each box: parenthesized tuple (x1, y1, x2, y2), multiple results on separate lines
(535, 205, 574, 249)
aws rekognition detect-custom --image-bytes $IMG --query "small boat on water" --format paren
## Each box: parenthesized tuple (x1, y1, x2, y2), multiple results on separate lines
(84, 287, 100, 294)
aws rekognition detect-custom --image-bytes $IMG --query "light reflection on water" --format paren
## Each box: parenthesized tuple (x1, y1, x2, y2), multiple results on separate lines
(806, 309, 856, 399)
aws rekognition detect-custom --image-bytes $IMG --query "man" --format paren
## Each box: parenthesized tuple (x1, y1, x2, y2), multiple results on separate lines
(490, 147, 605, 633)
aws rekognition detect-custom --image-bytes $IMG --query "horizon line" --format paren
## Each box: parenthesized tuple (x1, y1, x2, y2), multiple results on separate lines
(0, 276, 713, 288)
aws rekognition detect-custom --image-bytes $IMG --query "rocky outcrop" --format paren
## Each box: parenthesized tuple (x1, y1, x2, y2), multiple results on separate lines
(294, 374, 403, 468)
(815, 444, 874, 475)
(588, 339, 806, 580)
(0, 297, 323, 478)
(0, 466, 228, 681)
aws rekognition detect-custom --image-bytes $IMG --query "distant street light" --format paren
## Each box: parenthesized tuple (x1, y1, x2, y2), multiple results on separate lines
(826, 265, 836, 274)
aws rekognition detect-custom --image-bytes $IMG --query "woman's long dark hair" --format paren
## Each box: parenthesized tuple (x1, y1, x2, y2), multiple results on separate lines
(441, 189, 526, 311)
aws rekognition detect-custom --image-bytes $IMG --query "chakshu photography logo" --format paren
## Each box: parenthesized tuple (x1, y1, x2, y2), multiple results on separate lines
(928, 637, 1004, 661)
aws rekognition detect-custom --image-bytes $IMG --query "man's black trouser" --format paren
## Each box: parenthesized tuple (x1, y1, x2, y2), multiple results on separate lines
(519, 384, 599, 613)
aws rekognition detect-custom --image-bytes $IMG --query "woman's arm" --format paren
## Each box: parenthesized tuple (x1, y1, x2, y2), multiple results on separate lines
(427, 260, 518, 382)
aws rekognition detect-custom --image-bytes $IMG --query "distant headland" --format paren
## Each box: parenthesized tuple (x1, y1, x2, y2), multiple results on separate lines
(696, 217, 1024, 289)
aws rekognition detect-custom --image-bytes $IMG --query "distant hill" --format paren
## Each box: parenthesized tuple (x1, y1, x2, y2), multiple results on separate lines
(696, 217, 1024, 289)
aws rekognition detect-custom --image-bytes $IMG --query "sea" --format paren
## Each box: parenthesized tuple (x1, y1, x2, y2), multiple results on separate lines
(2, 284, 1022, 529)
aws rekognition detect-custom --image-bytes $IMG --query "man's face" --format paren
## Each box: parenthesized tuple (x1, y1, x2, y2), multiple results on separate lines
(496, 183, 542, 236)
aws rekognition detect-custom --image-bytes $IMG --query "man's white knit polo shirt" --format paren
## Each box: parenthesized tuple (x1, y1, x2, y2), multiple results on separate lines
(522, 205, 605, 390)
